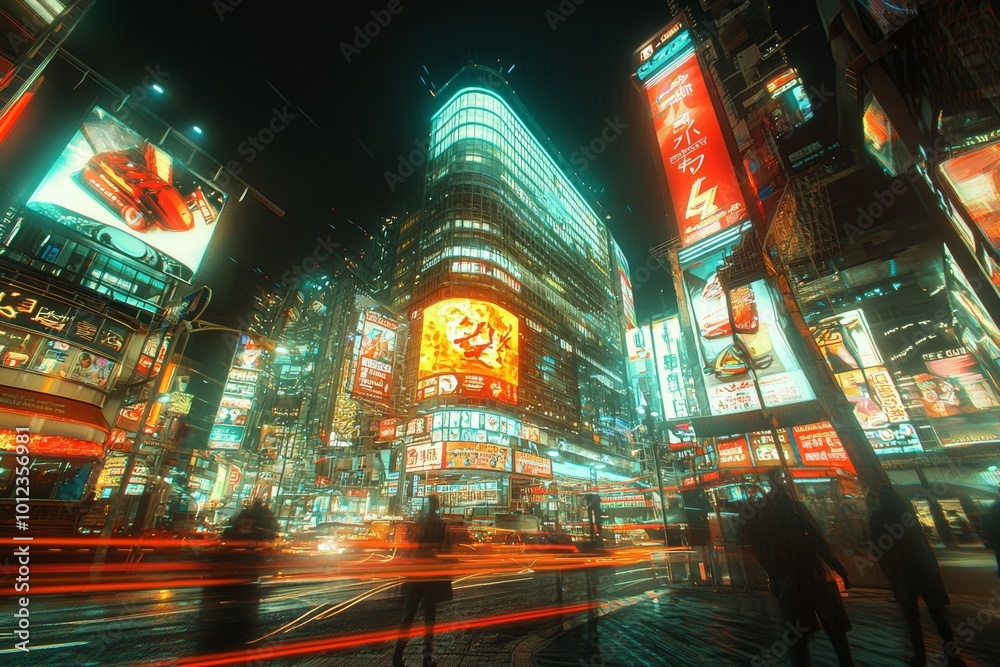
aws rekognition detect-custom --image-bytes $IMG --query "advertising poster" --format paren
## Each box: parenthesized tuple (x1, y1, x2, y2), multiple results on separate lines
(730, 280, 814, 408)
(716, 435, 751, 469)
(812, 309, 882, 373)
(513, 451, 553, 478)
(351, 311, 398, 406)
(859, 0, 918, 37)
(377, 418, 398, 442)
(939, 141, 1000, 253)
(614, 243, 637, 329)
(835, 370, 892, 429)
(26, 107, 227, 283)
(444, 442, 513, 472)
(638, 30, 748, 247)
(916, 349, 1000, 418)
(791, 422, 856, 472)
(418, 298, 519, 405)
(651, 315, 690, 420)
(681, 245, 761, 415)
(866, 423, 924, 455)
(747, 429, 798, 467)
(405, 442, 444, 472)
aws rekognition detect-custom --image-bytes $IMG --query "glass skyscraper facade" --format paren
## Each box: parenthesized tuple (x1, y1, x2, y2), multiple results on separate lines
(390, 66, 636, 513)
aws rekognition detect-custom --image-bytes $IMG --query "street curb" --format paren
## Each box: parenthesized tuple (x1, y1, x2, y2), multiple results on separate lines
(509, 591, 663, 667)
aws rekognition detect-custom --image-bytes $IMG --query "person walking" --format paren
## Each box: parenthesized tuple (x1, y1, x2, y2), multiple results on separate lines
(868, 484, 968, 667)
(393, 495, 453, 667)
(982, 495, 1000, 577)
(752, 469, 855, 666)
(223, 498, 280, 543)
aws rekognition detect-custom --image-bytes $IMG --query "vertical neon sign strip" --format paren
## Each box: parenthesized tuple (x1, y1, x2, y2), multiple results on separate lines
(641, 38, 749, 247)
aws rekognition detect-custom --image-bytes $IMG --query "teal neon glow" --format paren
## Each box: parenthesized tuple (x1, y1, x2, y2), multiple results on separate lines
(636, 30, 692, 82)
(430, 87, 609, 270)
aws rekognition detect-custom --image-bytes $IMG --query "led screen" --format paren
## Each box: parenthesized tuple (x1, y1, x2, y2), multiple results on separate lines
(639, 32, 749, 247)
(26, 107, 227, 282)
(716, 435, 751, 469)
(812, 310, 882, 373)
(406, 443, 443, 473)
(651, 315, 689, 420)
(444, 442, 513, 472)
(614, 242, 636, 329)
(938, 141, 1000, 253)
(351, 311, 398, 407)
(791, 422, 856, 473)
(417, 298, 518, 405)
(513, 451, 553, 478)
(682, 245, 760, 415)
(729, 280, 815, 408)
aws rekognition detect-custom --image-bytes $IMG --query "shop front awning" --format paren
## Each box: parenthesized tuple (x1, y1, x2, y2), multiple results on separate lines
(0, 386, 110, 455)
(677, 400, 829, 439)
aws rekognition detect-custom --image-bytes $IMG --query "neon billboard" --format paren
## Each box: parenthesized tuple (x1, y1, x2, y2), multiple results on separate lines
(938, 141, 1000, 254)
(350, 310, 398, 407)
(444, 442, 513, 472)
(417, 298, 518, 405)
(26, 107, 227, 283)
(614, 242, 636, 329)
(209, 335, 261, 450)
(634, 21, 749, 247)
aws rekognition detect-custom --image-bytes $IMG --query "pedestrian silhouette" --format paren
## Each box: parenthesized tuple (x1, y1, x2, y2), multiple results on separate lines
(984, 495, 1000, 577)
(867, 484, 968, 667)
(752, 468, 855, 666)
(223, 498, 280, 543)
(393, 495, 453, 667)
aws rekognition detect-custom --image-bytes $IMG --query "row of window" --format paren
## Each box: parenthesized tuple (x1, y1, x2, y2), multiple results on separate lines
(0, 323, 119, 390)
(430, 90, 609, 268)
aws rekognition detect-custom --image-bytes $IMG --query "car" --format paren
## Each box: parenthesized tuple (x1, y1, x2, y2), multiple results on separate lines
(78, 151, 194, 233)
(283, 521, 388, 557)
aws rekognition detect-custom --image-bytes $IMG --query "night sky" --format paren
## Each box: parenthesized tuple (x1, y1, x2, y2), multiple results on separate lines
(62, 0, 833, 346)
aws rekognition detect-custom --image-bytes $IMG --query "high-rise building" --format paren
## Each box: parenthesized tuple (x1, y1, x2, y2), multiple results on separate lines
(390, 65, 637, 523)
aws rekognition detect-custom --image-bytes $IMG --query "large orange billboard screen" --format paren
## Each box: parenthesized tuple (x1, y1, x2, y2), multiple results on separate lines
(417, 298, 518, 404)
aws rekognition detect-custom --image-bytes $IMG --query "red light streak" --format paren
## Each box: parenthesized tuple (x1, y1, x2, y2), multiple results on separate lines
(150, 602, 598, 667)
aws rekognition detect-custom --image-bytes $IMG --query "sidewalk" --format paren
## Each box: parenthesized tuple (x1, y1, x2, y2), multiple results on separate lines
(523, 586, 1000, 666)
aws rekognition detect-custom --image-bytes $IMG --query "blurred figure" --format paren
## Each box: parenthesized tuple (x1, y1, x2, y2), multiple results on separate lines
(393, 496, 453, 667)
(223, 498, 279, 543)
(196, 546, 263, 652)
(868, 484, 968, 667)
(752, 469, 855, 666)
(984, 495, 1000, 577)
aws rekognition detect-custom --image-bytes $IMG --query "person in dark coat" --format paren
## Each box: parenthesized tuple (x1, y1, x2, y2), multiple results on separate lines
(752, 469, 855, 666)
(223, 499, 280, 542)
(868, 484, 968, 667)
(983, 496, 1000, 577)
(393, 495, 453, 667)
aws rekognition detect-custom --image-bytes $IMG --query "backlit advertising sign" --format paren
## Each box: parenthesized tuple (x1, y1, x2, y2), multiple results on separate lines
(938, 141, 1000, 253)
(812, 310, 882, 373)
(26, 107, 227, 283)
(791, 422, 856, 472)
(513, 451, 553, 478)
(626, 325, 652, 363)
(405, 442, 443, 473)
(209, 335, 261, 450)
(856, 0, 918, 37)
(682, 243, 761, 415)
(729, 280, 814, 408)
(748, 429, 799, 467)
(417, 298, 518, 405)
(866, 423, 923, 456)
(635, 23, 749, 247)
(614, 242, 636, 330)
(351, 311, 398, 406)
(377, 418, 398, 442)
(651, 315, 689, 420)
(716, 435, 751, 469)
(444, 442, 513, 472)
(915, 347, 1000, 445)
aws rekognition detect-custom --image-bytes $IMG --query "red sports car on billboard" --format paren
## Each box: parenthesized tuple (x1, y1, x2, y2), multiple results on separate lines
(78, 151, 194, 233)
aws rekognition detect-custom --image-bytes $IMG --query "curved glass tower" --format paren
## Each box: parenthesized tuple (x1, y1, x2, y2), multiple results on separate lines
(391, 66, 635, 513)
